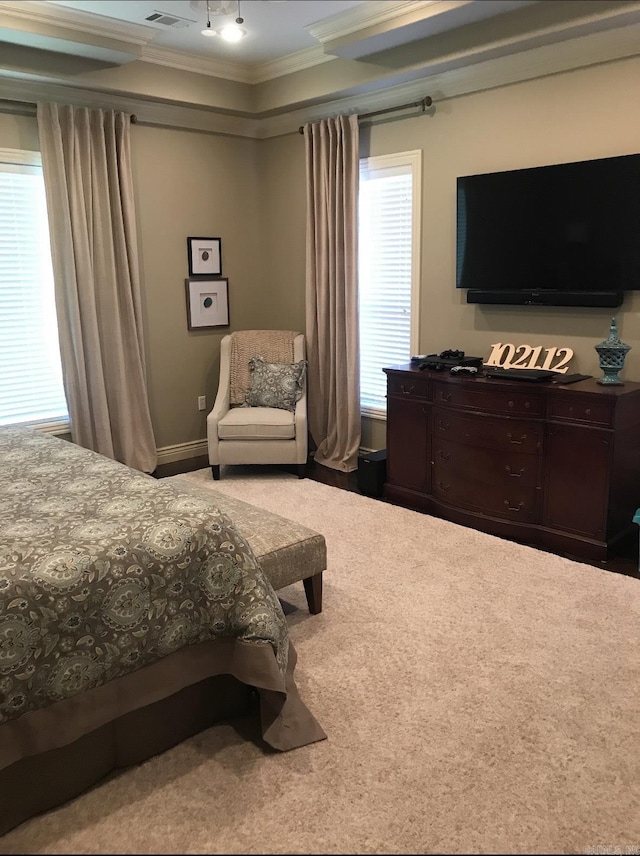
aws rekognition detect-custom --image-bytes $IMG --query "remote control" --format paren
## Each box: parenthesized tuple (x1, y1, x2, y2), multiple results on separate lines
(551, 373, 592, 384)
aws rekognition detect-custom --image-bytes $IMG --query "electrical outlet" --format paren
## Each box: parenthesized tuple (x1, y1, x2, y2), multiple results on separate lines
(197, 395, 206, 411)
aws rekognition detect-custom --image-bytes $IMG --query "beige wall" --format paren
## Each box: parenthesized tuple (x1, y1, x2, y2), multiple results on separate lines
(0, 111, 39, 150)
(256, 133, 307, 331)
(3, 52, 640, 456)
(354, 55, 640, 449)
(373, 55, 640, 367)
(260, 55, 640, 450)
(131, 124, 269, 449)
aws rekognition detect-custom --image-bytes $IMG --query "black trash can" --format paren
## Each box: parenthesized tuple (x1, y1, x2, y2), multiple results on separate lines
(357, 449, 387, 497)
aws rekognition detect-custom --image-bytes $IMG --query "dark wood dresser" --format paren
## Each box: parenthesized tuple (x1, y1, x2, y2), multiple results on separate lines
(383, 364, 640, 561)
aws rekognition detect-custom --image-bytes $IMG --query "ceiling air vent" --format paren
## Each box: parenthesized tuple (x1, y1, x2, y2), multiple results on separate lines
(145, 11, 194, 28)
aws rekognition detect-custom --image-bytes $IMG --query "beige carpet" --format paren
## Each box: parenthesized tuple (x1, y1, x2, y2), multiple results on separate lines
(3, 466, 640, 855)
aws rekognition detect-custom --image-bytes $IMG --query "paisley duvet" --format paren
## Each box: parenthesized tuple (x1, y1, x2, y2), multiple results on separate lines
(0, 427, 290, 729)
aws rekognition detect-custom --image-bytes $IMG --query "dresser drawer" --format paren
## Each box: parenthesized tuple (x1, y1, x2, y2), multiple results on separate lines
(547, 396, 614, 427)
(432, 440, 540, 489)
(387, 376, 430, 401)
(432, 382, 544, 417)
(432, 407, 543, 455)
(432, 451, 538, 522)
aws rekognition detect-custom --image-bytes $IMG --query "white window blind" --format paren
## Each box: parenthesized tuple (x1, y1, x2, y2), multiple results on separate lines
(358, 151, 421, 416)
(0, 150, 68, 428)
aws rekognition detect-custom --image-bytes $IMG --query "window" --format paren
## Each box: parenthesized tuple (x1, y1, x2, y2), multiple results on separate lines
(0, 149, 68, 429)
(358, 150, 421, 417)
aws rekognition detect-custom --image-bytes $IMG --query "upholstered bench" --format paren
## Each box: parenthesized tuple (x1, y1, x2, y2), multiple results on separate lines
(169, 476, 326, 613)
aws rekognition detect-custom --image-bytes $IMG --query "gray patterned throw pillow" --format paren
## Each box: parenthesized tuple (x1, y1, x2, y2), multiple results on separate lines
(245, 355, 307, 412)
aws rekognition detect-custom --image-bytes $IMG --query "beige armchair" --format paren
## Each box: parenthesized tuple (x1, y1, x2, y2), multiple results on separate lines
(207, 331, 308, 480)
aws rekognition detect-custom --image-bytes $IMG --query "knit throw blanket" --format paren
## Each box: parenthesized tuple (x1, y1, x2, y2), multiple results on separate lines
(229, 330, 300, 405)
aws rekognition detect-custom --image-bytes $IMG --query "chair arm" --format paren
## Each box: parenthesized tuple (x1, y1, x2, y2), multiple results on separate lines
(293, 334, 308, 465)
(294, 386, 308, 465)
(207, 335, 232, 465)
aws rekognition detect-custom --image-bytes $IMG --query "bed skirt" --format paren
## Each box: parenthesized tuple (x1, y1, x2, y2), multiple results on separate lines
(0, 672, 251, 836)
(0, 638, 325, 836)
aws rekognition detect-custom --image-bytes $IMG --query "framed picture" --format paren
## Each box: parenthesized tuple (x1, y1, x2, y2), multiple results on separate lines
(187, 236, 222, 276)
(185, 278, 229, 329)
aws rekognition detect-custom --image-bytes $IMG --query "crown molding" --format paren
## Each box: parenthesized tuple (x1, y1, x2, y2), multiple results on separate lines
(0, 0, 340, 84)
(3, 0, 640, 92)
(133, 45, 339, 87)
(250, 46, 336, 84)
(256, 19, 640, 138)
(0, 0, 153, 45)
(138, 0, 640, 85)
(138, 44, 254, 84)
(138, 42, 337, 85)
(307, 1, 430, 43)
(1, 12, 639, 142)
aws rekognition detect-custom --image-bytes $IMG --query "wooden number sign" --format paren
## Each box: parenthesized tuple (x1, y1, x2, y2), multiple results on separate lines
(485, 343, 574, 374)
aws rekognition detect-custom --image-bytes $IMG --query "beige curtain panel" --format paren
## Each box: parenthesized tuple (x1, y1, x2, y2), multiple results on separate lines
(37, 103, 157, 473)
(304, 114, 361, 473)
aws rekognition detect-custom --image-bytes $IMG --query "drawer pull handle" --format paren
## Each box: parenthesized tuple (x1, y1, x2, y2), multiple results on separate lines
(437, 449, 450, 461)
(438, 421, 451, 432)
(505, 466, 525, 478)
(437, 481, 450, 492)
(585, 408, 591, 416)
(507, 432, 527, 445)
(440, 391, 452, 402)
(400, 384, 415, 395)
(504, 500, 524, 512)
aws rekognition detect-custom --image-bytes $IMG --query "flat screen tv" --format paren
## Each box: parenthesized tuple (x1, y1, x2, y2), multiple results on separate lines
(456, 152, 640, 307)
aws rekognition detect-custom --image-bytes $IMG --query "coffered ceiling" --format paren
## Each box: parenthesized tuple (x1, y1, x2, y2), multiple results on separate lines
(1, 1, 541, 70)
(1, 0, 639, 136)
(2, 1, 638, 81)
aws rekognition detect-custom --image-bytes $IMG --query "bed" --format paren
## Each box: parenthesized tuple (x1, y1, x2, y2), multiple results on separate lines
(0, 426, 325, 835)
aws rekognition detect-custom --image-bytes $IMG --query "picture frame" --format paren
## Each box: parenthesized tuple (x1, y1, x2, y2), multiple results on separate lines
(187, 236, 222, 276)
(185, 278, 229, 329)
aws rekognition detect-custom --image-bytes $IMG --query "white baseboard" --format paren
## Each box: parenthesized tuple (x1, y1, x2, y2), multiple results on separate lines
(157, 441, 375, 467)
(156, 438, 208, 465)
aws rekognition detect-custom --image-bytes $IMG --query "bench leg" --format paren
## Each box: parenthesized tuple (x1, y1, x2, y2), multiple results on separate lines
(211, 465, 220, 481)
(303, 573, 323, 614)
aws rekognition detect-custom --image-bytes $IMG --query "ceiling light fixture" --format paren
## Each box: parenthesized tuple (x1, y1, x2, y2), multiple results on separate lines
(219, 23, 245, 42)
(219, 0, 246, 42)
(197, 1, 246, 42)
(201, 1, 216, 36)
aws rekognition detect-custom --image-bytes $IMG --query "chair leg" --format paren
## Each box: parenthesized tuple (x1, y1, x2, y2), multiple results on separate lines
(303, 573, 322, 614)
(211, 465, 220, 480)
(297, 463, 306, 479)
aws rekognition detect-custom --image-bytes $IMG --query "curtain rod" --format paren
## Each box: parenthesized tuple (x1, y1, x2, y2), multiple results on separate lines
(71, 99, 437, 129)
(70, 101, 437, 130)
(0, 103, 141, 122)
(297, 96, 432, 134)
